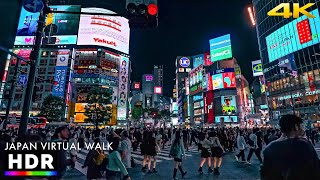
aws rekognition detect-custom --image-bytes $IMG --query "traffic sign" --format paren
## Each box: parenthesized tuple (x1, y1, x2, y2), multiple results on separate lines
(23, 0, 44, 13)
(18, 74, 28, 86)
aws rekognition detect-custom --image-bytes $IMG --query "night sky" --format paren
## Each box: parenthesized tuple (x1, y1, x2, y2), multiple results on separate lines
(0, 0, 261, 97)
(130, 0, 260, 97)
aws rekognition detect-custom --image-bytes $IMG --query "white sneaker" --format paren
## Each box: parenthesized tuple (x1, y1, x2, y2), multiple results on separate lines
(235, 155, 239, 161)
(245, 161, 251, 165)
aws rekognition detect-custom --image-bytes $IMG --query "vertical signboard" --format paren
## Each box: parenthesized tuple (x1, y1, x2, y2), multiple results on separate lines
(117, 56, 129, 120)
(52, 50, 70, 97)
(204, 52, 213, 66)
(252, 60, 263, 77)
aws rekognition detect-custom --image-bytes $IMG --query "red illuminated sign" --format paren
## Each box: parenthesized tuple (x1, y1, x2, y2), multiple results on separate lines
(154, 86, 162, 94)
(297, 19, 312, 44)
(134, 82, 140, 89)
(223, 72, 236, 88)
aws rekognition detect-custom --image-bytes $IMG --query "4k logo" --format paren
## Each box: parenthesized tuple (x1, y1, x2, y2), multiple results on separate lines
(268, 3, 315, 18)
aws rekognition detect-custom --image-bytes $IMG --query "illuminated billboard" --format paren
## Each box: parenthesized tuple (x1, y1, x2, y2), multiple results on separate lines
(215, 116, 238, 123)
(189, 65, 204, 95)
(221, 96, 237, 115)
(154, 86, 162, 94)
(266, 9, 320, 62)
(10, 49, 31, 65)
(77, 8, 130, 54)
(15, 5, 80, 45)
(204, 52, 213, 66)
(117, 56, 129, 120)
(209, 34, 232, 62)
(192, 54, 204, 68)
(252, 60, 263, 77)
(211, 68, 236, 90)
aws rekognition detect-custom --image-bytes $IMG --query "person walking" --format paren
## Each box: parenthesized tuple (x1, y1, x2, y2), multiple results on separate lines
(198, 131, 213, 175)
(119, 130, 132, 170)
(106, 137, 131, 180)
(83, 138, 105, 180)
(169, 130, 187, 180)
(246, 128, 263, 165)
(210, 131, 224, 175)
(235, 130, 246, 162)
(261, 114, 320, 180)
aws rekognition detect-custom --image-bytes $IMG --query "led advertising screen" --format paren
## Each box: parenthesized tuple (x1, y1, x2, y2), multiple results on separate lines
(211, 68, 236, 90)
(117, 56, 129, 120)
(10, 49, 31, 65)
(209, 34, 232, 62)
(192, 54, 204, 69)
(15, 5, 80, 45)
(204, 52, 213, 66)
(266, 9, 320, 62)
(189, 65, 204, 95)
(252, 60, 263, 77)
(77, 8, 130, 54)
(221, 96, 237, 115)
(215, 116, 238, 123)
(52, 66, 68, 97)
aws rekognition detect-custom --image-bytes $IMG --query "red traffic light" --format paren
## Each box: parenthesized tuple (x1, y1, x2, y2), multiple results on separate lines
(148, 4, 158, 16)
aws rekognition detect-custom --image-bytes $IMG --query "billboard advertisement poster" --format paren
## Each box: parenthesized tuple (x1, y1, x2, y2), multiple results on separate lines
(212, 74, 223, 90)
(56, 50, 70, 66)
(266, 9, 320, 62)
(278, 54, 297, 73)
(185, 77, 189, 95)
(221, 96, 237, 114)
(133, 82, 140, 90)
(176, 56, 192, 69)
(259, 76, 266, 93)
(112, 87, 118, 105)
(215, 116, 238, 123)
(11, 49, 31, 65)
(223, 72, 236, 88)
(209, 34, 232, 62)
(252, 60, 263, 77)
(16, 7, 40, 36)
(46, 5, 81, 35)
(14, 35, 77, 45)
(77, 8, 130, 54)
(52, 66, 68, 97)
(204, 52, 213, 66)
(192, 54, 204, 69)
(117, 56, 129, 120)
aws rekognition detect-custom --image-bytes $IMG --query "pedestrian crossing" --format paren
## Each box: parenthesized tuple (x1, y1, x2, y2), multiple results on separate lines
(73, 143, 200, 176)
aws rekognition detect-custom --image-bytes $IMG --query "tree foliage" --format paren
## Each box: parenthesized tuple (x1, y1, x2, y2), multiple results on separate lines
(39, 94, 65, 122)
(131, 106, 143, 120)
(84, 87, 112, 128)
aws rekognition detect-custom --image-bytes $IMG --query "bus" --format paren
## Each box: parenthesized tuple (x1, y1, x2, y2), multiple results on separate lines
(0, 114, 47, 129)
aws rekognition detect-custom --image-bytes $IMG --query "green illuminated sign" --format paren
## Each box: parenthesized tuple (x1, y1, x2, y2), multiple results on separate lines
(210, 45, 232, 62)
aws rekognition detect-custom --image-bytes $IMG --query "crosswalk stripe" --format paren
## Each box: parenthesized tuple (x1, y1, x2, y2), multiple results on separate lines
(131, 154, 164, 162)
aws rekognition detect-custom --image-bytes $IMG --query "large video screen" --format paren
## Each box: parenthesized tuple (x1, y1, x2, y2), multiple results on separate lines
(221, 96, 237, 114)
(192, 54, 204, 69)
(77, 8, 130, 54)
(209, 34, 232, 62)
(211, 68, 236, 90)
(266, 9, 320, 62)
(15, 5, 80, 45)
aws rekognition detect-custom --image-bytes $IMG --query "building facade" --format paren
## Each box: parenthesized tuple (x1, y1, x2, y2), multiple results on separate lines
(253, 0, 320, 124)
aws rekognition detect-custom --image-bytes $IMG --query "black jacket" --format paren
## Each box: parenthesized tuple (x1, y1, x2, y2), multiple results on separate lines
(261, 137, 320, 180)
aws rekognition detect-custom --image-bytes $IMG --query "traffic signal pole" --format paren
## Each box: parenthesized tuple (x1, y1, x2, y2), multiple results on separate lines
(18, 2, 48, 137)
(4, 58, 21, 129)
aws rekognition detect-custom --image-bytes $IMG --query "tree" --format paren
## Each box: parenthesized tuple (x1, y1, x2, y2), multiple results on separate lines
(131, 106, 143, 120)
(84, 87, 112, 128)
(39, 94, 65, 122)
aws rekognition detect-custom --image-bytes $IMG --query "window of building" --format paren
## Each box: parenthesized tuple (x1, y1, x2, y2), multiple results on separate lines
(42, 51, 49, 57)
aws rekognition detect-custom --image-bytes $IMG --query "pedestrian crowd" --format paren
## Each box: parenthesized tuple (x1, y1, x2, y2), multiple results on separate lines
(0, 114, 320, 180)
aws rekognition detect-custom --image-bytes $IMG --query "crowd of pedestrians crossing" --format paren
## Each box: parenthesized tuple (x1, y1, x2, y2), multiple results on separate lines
(0, 114, 320, 180)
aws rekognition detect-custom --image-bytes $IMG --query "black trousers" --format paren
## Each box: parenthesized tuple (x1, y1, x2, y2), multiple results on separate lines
(236, 150, 245, 161)
(247, 148, 262, 163)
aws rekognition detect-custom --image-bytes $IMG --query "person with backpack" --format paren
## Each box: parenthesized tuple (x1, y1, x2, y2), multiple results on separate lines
(106, 137, 131, 180)
(83, 138, 105, 180)
(246, 128, 262, 165)
(169, 130, 187, 180)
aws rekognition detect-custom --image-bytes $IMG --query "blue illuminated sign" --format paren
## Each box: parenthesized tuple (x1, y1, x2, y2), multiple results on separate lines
(52, 66, 67, 97)
(192, 54, 204, 68)
(266, 9, 320, 62)
(179, 57, 190, 68)
(209, 34, 232, 62)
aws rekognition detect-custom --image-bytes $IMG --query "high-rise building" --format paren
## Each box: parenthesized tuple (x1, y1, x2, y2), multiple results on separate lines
(253, 0, 320, 124)
(153, 65, 163, 87)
